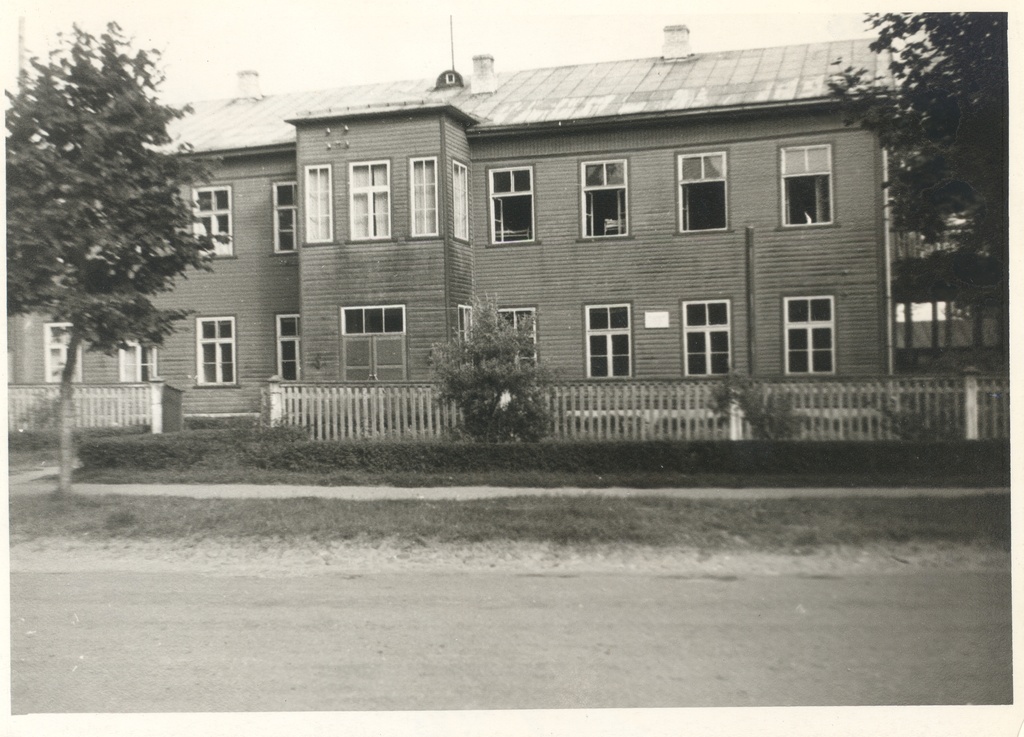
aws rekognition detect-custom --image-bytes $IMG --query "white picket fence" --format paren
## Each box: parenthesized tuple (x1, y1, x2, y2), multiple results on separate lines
(8, 382, 184, 433)
(266, 374, 1009, 442)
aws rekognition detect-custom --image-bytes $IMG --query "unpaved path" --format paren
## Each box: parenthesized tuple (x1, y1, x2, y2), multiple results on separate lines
(11, 557, 1012, 712)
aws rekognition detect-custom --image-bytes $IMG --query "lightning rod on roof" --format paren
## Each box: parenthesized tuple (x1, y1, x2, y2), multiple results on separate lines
(450, 16, 455, 71)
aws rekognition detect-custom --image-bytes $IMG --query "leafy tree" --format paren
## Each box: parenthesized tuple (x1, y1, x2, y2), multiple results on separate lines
(829, 13, 1008, 362)
(431, 298, 551, 443)
(6, 23, 217, 493)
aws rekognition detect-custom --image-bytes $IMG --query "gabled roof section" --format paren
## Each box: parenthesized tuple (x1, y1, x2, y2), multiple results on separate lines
(170, 39, 887, 153)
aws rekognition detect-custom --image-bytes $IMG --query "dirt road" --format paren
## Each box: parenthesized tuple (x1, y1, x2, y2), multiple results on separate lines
(10, 538, 1012, 713)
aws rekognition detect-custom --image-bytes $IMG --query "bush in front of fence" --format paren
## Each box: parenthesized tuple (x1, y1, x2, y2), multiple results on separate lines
(77, 426, 307, 470)
(10, 426, 149, 452)
(76, 430, 1008, 483)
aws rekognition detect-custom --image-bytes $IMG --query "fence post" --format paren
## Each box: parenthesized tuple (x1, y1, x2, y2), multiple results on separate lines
(963, 367, 979, 440)
(267, 376, 283, 425)
(728, 400, 745, 441)
(149, 378, 164, 434)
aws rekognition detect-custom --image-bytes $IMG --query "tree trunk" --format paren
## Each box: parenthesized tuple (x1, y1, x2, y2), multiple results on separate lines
(56, 331, 83, 495)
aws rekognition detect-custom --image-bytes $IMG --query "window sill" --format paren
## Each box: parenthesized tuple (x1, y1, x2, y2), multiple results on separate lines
(486, 240, 541, 249)
(674, 228, 734, 237)
(777, 222, 840, 231)
(303, 241, 339, 248)
(272, 249, 299, 256)
(193, 383, 241, 389)
(344, 238, 398, 245)
(576, 235, 634, 243)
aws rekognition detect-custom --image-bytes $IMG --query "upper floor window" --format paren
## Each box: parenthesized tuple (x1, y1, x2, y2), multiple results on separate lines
(453, 161, 470, 241)
(194, 186, 233, 256)
(276, 314, 300, 381)
(490, 167, 533, 244)
(305, 166, 333, 243)
(782, 145, 832, 226)
(350, 161, 391, 240)
(44, 322, 82, 383)
(682, 301, 730, 375)
(410, 158, 438, 237)
(586, 305, 631, 378)
(679, 153, 727, 231)
(582, 160, 627, 237)
(273, 182, 297, 252)
(785, 296, 835, 374)
(197, 317, 236, 385)
(119, 343, 158, 382)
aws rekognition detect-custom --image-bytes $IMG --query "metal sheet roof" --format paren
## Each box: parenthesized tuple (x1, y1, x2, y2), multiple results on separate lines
(171, 39, 887, 153)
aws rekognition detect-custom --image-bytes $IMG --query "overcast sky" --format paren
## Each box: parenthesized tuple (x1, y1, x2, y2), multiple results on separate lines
(3, 0, 897, 104)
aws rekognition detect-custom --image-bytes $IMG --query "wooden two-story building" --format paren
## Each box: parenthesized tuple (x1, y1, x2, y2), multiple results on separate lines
(8, 26, 894, 420)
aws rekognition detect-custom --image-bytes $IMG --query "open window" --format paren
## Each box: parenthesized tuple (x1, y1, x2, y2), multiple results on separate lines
(582, 161, 627, 237)
(490, 167, 533, 243)
(679, 153, 727, 231)
(782, 145, 832, 226)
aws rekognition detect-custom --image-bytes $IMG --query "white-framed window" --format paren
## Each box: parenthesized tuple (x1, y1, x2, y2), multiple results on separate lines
(276, 314, 300, 381)
(119, 343, 158, 382)
(682, 301, 730, 375)
(582, 160, 627, 237)
(273, 181, 297, 252)
(350, 161, 391, 240)
(193, 186, 233, 256)
(196, 317, 236, 385)
(453, 161, 470, 241)
(44, 322, 82, 383)
(305, 165, 333, 243)
(679, 152, 727, 231)
(341, 305, 406, 381)
(586, 305, 631, 378)
(499, 307, 538, 362)
(490, 167, 534, 243)
(782, 144, 832, 226)
(785, 296, 835, 374)
(457, 304, 473, 342)
(410, 158, 438, 237)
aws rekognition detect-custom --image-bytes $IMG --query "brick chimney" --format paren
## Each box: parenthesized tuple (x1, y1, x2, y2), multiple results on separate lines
(236, 70, 262, 100)
(662, 25, 692, 59)
(471, 54, 496, 94)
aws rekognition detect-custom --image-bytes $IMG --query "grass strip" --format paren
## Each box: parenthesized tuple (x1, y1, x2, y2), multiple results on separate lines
(10, 493, 1010, 551)
(71, 466, 1007, 488)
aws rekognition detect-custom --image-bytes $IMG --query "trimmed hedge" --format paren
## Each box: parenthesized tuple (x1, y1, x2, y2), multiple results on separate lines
(9, 426, 149, 452)
(75, 430, 1010, 483)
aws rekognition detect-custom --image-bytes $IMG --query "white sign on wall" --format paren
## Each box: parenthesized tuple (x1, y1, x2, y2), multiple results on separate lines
(644, 311, 670, 329)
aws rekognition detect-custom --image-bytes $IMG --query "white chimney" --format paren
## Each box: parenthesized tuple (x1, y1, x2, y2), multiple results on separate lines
(236, 70, 262, 100)
(472, 54, 496, 94)
(662, 25, 691, 59)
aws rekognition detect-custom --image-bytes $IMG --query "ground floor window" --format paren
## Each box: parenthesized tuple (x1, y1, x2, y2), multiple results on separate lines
(341, 305, 406, 381)
(586, 304, 631, 377)
(276, 314, 300, 381)
(119, 343, 158, 382)
(457, 304, 473, 342)
(682, 300, 730, 375)
(44, 322, 82, 383)
(499, 307, 537, 363)
(785, 296, 834, 374)
(197, 317, 236, 385)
